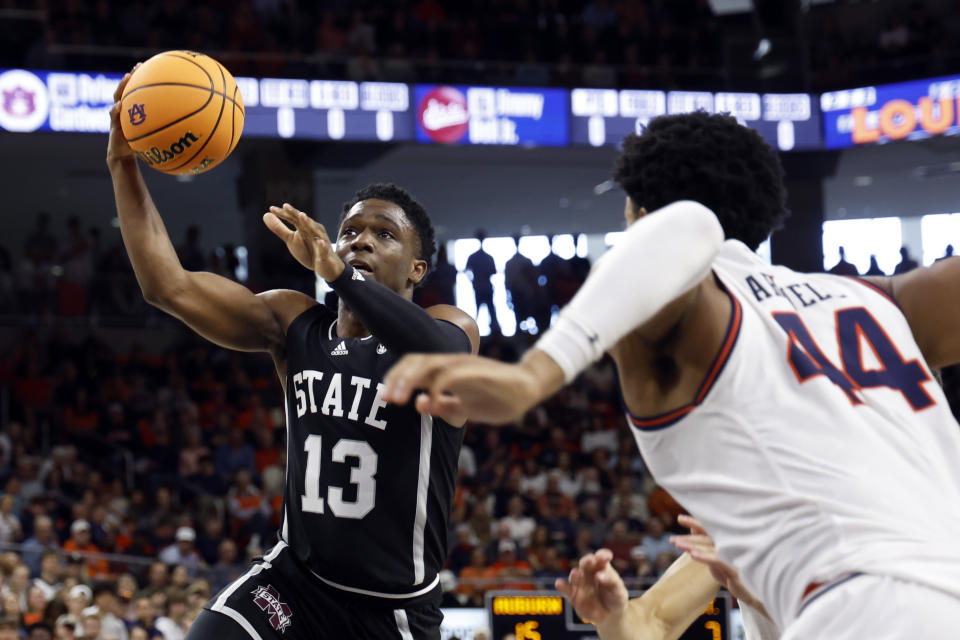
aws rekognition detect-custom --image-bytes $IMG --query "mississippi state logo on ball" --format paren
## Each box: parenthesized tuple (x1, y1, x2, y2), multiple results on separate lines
(417, 86, 469, 144)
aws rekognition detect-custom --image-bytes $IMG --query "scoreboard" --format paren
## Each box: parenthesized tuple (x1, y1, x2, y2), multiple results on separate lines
(0, 68, 414, 142)
(487, 592, 731, 640)
(570, 88, 822, 151)
(240, 78, 413, 141)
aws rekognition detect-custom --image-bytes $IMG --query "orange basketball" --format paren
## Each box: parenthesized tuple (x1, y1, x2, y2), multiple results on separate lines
(120, 50, 244, 175)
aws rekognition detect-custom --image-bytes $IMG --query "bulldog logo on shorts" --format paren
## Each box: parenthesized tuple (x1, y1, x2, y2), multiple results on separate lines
(252, 585, 292, 633)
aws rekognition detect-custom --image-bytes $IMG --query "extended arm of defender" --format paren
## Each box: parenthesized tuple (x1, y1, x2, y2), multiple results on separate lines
(596, 553, 720, 640)
(536, 200, 724, 382)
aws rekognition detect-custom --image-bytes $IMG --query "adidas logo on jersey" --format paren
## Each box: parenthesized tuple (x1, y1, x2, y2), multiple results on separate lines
(331, 341, 349, 356)
(377, 344, 387, 355)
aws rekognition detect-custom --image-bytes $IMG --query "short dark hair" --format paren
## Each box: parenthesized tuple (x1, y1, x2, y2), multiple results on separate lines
(340, 183, 437, 268)
(613, 112, 789, 250)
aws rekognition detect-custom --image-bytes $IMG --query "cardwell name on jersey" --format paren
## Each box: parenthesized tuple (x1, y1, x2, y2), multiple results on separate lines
(290, 371, 389, 429)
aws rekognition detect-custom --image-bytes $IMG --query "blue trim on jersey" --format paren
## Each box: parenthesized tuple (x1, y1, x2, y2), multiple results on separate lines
(847, 276, 901, 310)
(626, 280, 742, 431)
(796, 573, 864, 617)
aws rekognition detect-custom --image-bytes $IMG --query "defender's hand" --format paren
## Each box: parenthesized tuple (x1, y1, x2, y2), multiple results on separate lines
(263, 203, 344, 281)
(106, 63, 141, 167)
(556, 549, 629, 628)
(671, 515, 767, 613)
(383, 353, 542, 424)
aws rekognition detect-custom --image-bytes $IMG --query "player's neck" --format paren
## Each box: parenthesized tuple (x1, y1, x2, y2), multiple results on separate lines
(335, 303, 371, 338)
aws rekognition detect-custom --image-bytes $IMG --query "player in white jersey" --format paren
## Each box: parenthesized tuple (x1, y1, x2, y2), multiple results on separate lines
(383, 112, 960, 638)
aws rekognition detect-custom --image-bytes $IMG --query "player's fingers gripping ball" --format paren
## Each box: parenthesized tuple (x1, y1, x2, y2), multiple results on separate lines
(119, 50, 244, 175)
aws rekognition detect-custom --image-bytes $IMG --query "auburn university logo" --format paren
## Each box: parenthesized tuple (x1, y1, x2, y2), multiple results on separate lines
(252, 585, 292, 633)
(127, 103, 146, 125)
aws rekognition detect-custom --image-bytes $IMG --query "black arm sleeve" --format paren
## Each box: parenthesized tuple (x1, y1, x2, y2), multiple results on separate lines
(328, 263, 470, 354)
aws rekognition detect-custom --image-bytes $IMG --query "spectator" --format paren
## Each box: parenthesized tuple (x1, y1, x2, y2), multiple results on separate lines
(157, 528, 203, 578)
(214, 430, 256, 480)
(0, 496, 21, 544)
(498, 496, 536, 549)
(504, 236, 539, 332)
(865, 254, 886, 276)
(225, 469, 268, 542)
(640, 517, 678, 562)
(446, 525, 475, 576)
(62, 521, 108, 579)
(828, 246, 859, 276)
(31, 551, 62, 602)
(490, 540, 533, 590)
(206, 540, 244, 594)
(465, 230, 500, 335)
(84, 583, 127, 640)
(607, 476, 649, 523)
(154, 589, 188, 640)
(894, 246, 919, 274)
(456, 548, 496, 606)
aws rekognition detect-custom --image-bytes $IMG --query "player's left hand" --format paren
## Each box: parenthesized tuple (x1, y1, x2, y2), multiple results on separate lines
(263, 204, 345, 281)
(555, 549, 629, 628)
(671, 514, 767, 614)
(383, 353, 541, 424)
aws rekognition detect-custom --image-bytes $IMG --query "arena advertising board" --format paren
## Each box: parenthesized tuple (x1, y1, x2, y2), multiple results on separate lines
(570, 88, 822, 151)
(821, 74, 960, 148)
(414, 84, 570, 146)
(0, 68, 413, 142)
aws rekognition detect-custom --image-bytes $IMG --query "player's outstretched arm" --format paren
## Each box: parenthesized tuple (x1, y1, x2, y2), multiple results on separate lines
(885, 257, 960, 369)
(384, 201, 724, 422)
(558, 549, 719, 640)
(107, 69, 310, 353)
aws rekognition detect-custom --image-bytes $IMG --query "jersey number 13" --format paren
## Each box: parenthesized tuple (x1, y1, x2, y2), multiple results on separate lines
(300, 435, 377, 519)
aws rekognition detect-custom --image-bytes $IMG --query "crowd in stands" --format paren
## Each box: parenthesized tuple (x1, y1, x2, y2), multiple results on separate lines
(1, 214, 959, 638)
(4, 0, 960, 91)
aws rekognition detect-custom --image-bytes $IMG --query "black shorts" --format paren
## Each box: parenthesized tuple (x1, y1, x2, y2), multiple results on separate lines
(192, 544, 443, 640)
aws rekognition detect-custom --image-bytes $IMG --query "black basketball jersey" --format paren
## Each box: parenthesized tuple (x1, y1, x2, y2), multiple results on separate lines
(280, 303, 465, 601)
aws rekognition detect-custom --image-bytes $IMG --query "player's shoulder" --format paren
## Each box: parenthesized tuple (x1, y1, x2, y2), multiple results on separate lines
(257, 289, 322, 334)
(426, 304, 480, 353)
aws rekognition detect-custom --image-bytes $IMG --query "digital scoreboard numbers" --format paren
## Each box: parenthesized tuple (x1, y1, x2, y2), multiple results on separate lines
(239, 78, 413, 141)
(570, 88, 821, 151)
(488, 592, 730, 640)
(821, 73, 960, 148)
(414, 84, 569, 147)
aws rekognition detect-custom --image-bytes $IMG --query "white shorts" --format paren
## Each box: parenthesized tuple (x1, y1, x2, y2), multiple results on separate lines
(783, 574, 960, 640)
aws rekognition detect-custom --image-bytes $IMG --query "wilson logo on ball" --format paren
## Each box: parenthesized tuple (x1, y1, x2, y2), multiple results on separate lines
(127, 103, 146, 125)
(134, 131, 200, 166)
(417, 86, 469, 144)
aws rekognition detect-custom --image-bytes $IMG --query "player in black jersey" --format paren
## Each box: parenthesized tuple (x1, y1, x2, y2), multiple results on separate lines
(107, 73, 479, 639)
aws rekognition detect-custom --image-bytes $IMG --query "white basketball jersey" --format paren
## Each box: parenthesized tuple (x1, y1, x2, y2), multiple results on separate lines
(628, 239, 960, 630)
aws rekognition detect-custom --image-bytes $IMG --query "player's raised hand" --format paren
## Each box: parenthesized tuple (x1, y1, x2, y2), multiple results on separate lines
(555, 549, 629, 627)
(263, 204, 345, 281)
(383, 353, 541, 424)
(106, 63, 141, 165)
(671, 515, 766, 613)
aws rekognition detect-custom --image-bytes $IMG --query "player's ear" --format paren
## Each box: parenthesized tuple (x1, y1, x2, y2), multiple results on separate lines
(409, 258, 428, 285)
(624, 197, 645, 226)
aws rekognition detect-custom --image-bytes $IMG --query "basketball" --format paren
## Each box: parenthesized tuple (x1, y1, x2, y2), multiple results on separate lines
(119, 50, 244, 175)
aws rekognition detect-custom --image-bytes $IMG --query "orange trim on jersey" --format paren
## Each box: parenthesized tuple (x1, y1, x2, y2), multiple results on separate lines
(846, 276, 900, 309)
(627, 287, 742, 431)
